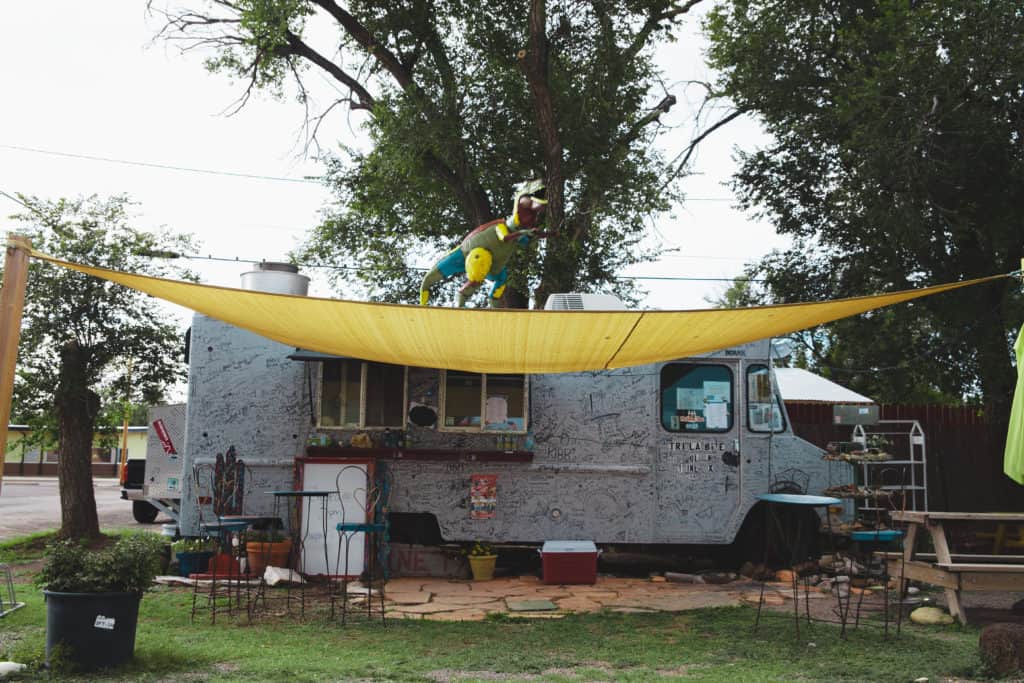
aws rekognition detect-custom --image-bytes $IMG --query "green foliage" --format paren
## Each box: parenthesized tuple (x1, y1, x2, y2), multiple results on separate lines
(9, 194, 197, 420)
(158, 1, 688, 307)
(705, 0, 1024, 407)
(241, 528, 289, 544)
(465, 541, 495, 557)
(5, 194, 197, 536)
(170, 537, 217, 554)
(35, 534, 165, 595)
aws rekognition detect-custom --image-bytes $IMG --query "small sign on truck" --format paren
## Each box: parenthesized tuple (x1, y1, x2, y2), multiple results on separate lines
(119, 403, 186, 524)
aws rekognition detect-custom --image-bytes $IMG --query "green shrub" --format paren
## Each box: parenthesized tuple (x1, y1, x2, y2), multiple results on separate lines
(35, 534, 164, 595)
(170, 537, 217, 554)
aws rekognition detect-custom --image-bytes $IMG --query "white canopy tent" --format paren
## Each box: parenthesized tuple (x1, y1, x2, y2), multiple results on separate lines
(774, 367, 874, 404)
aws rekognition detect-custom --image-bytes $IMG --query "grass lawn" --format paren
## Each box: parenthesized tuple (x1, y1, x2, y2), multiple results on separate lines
(0, 533, 995, 682)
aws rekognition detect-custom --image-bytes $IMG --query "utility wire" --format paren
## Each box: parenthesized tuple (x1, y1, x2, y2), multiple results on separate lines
(0, 143, 735, 200)
(172, 252, 762, 283)
(0, 144, 322, 185)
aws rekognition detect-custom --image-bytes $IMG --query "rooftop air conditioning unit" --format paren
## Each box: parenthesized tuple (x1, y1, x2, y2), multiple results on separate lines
(544, 293, 628, 311)
(240, 261, 310, 296)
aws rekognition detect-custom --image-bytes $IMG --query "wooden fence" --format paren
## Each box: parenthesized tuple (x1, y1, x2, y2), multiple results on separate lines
(786, 403, 1021, 512)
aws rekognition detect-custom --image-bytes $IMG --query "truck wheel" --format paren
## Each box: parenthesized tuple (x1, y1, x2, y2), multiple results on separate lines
(132, 501, 160, 524)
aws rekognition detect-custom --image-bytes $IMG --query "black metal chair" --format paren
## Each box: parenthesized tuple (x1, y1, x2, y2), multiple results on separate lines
(189, 447, 254, 624)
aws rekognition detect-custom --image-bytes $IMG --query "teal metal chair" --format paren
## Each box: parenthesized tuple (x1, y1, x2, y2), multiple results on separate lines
(330, 463, 391, 624)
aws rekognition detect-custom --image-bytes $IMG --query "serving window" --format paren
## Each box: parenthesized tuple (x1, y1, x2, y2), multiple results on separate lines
(746, 364, 786, 433)
(441, 371, 527, 432)
(319, 359, 406, 429)
(660, 363, 734, 433)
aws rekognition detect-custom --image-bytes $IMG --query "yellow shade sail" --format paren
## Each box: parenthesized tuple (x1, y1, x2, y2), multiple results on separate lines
(31, 251, 1009, 374)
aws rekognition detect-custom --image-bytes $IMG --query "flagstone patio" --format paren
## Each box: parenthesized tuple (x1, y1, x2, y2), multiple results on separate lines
(379, 575, 763, 622)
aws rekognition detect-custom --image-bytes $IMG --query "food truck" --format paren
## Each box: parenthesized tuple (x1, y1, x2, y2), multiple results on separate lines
(169, 264, 832, 565)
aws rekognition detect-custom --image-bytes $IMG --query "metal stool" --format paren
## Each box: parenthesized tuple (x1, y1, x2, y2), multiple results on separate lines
(753, 493, 842, 638)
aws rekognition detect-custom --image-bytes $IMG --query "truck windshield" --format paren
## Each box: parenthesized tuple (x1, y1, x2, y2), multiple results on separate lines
(660, 364, 733, 433)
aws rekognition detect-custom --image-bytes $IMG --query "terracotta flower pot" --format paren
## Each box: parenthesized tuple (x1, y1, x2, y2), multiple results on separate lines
(468, 554, 497, 581)
(245, 539, 293, 577)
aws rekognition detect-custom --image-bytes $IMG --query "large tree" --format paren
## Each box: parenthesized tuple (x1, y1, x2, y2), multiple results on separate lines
(7, 195, 195, 539)
(705, 0, 1024, 412)
(154, 0, 723, 306)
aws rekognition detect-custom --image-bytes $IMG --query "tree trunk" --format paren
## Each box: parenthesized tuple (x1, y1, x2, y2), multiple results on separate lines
(974, 281, 1017, 425)
(55, 341, 101, 539)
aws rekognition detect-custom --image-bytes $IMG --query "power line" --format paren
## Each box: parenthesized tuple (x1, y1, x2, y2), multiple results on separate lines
(176, 252, 761, 283)
(0, 143, 736, 200)
(0, 143, 322, 185)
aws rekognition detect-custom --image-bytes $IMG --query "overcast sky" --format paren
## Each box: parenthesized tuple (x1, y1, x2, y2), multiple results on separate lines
(0, 2, 786, 322)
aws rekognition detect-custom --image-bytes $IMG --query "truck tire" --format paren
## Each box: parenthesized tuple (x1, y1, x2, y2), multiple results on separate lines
(132, 501, 159, 524)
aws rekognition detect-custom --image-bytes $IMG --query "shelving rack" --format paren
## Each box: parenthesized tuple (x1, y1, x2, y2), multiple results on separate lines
(850, 420, 928, 516)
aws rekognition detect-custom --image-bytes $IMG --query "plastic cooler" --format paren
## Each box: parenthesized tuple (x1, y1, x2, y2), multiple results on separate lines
(541, 540, 599, 585)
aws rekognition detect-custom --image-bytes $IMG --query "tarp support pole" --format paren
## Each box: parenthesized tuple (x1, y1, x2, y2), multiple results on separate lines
(0, 234, 31, 495)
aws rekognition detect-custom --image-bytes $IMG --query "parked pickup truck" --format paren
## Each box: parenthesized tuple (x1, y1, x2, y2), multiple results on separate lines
(119, 404, 186, 526)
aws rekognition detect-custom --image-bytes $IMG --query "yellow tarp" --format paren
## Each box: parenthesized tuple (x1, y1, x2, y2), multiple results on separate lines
(33, 251, 1009, 374)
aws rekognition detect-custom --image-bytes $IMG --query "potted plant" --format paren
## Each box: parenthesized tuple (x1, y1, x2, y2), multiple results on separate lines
(170, 537, 217, 577)
(244, 529, 292, 577)
(465, 541, 498, 581)
(35, 533, 164, 671)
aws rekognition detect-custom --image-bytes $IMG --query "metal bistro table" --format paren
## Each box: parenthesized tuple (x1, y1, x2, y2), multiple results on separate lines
(754, 493, 842, 637)
(264, 490, 333, 617)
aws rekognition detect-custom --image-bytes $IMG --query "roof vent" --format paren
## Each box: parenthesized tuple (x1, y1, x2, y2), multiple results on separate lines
(544, 293, 628, 311)
(240, 261, 310, 296)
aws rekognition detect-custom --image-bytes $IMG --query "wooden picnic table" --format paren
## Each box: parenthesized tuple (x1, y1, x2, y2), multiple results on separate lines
(883, 511, 1024, 625)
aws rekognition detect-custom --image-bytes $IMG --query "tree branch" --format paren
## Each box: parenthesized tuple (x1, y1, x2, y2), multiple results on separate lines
(661, 108, 746, 192)
(283, 31, 375, 110)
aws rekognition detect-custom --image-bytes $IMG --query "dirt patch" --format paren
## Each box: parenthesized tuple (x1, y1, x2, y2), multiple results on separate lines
(426, 669, 537, 682)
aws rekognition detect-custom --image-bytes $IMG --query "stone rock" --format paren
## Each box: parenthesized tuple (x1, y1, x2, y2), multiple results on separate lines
(264, 566, 305, 586)
(0, 663, 27, 679)
(979, 622, 1024, 676)
(910, 607, 954, 626)
(665, 572, 705, 584)
(775, 569, 796, 583)
(699, 571, 737, 585)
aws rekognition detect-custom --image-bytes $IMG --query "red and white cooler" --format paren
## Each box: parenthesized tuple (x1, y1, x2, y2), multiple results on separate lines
(540, 540, 599, 585)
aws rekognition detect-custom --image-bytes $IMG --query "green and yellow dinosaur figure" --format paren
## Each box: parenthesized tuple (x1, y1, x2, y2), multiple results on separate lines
(419, 179, 551, 307)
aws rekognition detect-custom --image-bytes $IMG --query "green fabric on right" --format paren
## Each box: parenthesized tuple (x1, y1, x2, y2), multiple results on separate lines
(1004, 326, 1024, 485)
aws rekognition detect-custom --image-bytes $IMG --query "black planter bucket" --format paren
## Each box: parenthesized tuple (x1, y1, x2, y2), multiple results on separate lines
(44, 591, 141, 671)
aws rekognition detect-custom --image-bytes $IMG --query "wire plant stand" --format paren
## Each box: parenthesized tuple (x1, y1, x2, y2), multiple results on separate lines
(0, 564, 25, 617)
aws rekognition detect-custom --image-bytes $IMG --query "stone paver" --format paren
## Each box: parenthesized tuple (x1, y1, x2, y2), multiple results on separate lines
(380, 575, 748, 620)
(387, 591, 434, 605)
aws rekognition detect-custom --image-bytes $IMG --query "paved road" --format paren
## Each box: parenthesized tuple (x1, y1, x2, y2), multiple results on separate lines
(0, 477, 172, 540)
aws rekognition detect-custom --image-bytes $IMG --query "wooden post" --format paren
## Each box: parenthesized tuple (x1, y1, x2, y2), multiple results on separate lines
(0, 234, 31, 496)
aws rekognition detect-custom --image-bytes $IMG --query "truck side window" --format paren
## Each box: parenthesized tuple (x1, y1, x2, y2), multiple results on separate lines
(746, 365, 786, 433)
(442, 371, 528, 432)
(319, 360, 405, 429)
(660, 364, 733, 433)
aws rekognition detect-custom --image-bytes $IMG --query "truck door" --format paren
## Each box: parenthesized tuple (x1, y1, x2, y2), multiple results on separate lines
(741, 361, 789, 486)
(655, 360, 742, 544)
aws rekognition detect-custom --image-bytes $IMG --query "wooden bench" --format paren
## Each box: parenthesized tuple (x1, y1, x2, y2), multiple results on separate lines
(884, 511, 1024, 625)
